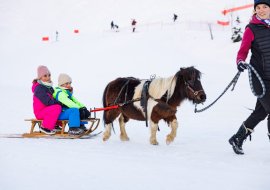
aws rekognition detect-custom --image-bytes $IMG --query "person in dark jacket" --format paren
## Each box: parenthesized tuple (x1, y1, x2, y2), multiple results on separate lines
(111, 21, 114, 29)
(229, 0, 270, 155)
(32, 66, 63, 135)
(173, 14, 178, 22)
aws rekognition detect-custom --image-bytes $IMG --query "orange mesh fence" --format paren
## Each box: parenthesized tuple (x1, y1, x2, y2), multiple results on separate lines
(222, 4, 254, 15)
(217, 21, 230, 26)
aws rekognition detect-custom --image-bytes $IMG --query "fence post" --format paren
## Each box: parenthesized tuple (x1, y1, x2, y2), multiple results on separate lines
(208, 23, 213, 40)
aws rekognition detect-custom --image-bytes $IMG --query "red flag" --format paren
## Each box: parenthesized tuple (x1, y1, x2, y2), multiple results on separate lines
(217, 21, 230, 26)
(74, 30, 79, 33)
(42, 37, 49, 41)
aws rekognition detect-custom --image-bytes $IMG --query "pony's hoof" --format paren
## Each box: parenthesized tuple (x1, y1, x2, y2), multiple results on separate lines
(103, 134, 110, 141)
(166, 139, 172, 145)
(150, 139, 159, 145)
(120, 135, 130, 141)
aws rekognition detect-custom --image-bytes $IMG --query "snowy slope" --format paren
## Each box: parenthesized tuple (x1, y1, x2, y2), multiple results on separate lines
(0, 0, 269, 190)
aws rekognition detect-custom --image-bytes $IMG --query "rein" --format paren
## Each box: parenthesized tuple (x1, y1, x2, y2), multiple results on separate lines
(195, 63, 266, 113)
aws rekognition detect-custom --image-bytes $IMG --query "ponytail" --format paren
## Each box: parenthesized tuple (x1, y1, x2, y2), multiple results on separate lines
(32, 79, 38, 84)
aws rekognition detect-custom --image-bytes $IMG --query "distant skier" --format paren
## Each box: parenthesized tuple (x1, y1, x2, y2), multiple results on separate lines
(173, 14, 178, 22)
(132, 19, 137, 32)
(111, 21, 115, 29)
(115, 25, 119, 32)
(56, 31, 58, 41)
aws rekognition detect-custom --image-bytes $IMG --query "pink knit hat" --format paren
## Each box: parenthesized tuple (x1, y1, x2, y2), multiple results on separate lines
(37, 65, 51, 79)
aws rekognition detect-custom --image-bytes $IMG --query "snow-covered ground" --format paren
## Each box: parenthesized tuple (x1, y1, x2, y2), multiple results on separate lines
(0, 0, 269, 189)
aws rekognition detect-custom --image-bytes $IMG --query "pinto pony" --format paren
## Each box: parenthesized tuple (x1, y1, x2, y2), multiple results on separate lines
(102, 67, 206, 145)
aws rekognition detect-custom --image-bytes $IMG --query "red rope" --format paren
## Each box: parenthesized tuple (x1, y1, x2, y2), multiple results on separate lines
(91, 105, 119, 112)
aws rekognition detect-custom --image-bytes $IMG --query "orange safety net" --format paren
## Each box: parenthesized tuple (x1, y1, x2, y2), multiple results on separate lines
(217, 21, 230, 26)
(42, 37, 49, 41)
(222, 4, 254, 15)
(74, 30, 79, 33)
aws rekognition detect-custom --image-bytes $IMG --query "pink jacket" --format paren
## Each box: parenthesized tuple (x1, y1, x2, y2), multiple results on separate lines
(32, 82, 54, 117)
(237, 14, 269, 64)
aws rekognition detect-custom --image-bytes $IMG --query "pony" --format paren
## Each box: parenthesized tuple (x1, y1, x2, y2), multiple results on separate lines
(102, 67, 206, 145)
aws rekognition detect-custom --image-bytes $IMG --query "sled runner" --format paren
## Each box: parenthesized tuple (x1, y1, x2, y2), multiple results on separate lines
(3, 118, 100, 139)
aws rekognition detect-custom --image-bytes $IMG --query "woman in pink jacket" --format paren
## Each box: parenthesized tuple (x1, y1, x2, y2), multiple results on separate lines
(229, 0, 270, 155)
(32, 65, 62, 134)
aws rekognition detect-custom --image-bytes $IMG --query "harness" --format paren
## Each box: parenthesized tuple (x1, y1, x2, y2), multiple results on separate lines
(185, 81, 205, 104)
(109, 76, 156, 127)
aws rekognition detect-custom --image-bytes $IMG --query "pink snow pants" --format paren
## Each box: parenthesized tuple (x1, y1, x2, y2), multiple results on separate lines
(35, 105, 62, 130)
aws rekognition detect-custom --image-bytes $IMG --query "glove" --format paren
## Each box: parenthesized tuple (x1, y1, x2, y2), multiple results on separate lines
(79, 108, 86, 120)
(80, 107, 90, 119)
(237, 61, 247, 72)
(84, 108, 90, 118)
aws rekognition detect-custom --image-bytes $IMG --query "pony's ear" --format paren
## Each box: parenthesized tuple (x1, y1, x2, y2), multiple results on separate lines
(180, 68, 189, 77)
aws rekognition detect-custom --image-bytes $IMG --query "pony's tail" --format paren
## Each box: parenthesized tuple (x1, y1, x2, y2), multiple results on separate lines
(102, 83, 109, 126)
(102, 83, 116, 134)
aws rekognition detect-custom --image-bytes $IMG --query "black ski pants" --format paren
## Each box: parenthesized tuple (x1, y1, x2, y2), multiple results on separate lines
(245, 73, 270, 133)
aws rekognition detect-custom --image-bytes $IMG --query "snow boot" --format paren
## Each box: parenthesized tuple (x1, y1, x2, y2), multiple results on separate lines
(79, 124, 88, 132)
(68, 127, 84, 135)
(229, 123, 253, 155)
(40, 126, 56, 135)
(54, 126, 62, 132)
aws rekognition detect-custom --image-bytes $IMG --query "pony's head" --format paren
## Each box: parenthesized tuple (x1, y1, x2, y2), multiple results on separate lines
(179, 67, 206, 104)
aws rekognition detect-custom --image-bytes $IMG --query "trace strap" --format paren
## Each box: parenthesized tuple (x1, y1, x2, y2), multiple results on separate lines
(195, 63, 266, 113)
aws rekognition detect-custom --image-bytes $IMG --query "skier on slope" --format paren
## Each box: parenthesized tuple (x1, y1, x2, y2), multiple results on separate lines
(111, 21, 115, 29)
(229, 0, 270, 155)
(173, 14, 178, 22)
(132, 19, 137, 32)
(56, 31, 58, 41)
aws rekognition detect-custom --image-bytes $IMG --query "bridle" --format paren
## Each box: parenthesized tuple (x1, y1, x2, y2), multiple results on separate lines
(185, 80, 204, 104)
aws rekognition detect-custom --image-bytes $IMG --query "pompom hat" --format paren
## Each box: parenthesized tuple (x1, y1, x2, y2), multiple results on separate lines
(37, 65, 51, 79)
(58, 73, 72, 87)
(254, 0, 270, 10)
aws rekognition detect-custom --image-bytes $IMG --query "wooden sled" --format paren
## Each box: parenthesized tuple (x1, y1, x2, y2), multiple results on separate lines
(18, 118, 100, 139)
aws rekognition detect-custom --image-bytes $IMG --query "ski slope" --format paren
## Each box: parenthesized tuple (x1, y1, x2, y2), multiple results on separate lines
(0, 0, 269, 189)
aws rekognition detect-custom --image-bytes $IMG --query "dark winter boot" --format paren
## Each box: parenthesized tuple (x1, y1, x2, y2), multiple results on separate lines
(54, 126, 62, 132)
(68, 127, 84, 135)
(229, 123, 253, 155)
(40, 126, 56, 135)
(79, 124, 88, 132)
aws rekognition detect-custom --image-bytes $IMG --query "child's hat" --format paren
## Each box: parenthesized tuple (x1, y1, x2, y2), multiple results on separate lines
(58, 73, 72, 86)
(37, 65, 51, 79)
(254, 0, 270, 9)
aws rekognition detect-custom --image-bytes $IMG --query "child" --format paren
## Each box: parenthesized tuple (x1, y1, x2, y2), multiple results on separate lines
(32, 65, 63, 134)
(53, 74, 90, 135)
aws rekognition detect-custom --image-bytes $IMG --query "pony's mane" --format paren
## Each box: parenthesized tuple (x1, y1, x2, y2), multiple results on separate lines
(149, 75, 177, 99)
(149, 67, 201, 100)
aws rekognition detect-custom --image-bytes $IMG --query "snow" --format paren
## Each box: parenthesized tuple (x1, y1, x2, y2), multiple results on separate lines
(0, 0, 269, 189)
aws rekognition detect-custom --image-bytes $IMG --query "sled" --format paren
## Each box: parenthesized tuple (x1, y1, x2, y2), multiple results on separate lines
(1, 118, 100, 139)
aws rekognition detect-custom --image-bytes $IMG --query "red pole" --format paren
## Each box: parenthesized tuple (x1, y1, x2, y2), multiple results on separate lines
(91, 105, 119, 112)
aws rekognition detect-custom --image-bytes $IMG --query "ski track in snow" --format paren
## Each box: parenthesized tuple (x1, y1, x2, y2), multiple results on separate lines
(0, 0, 269, 189)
